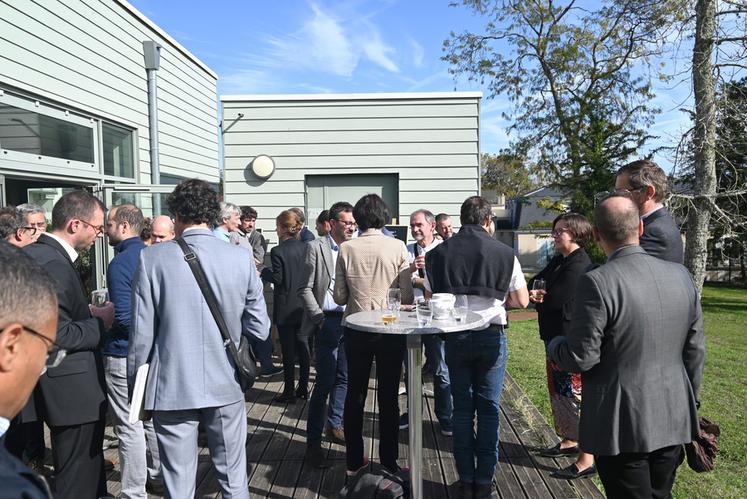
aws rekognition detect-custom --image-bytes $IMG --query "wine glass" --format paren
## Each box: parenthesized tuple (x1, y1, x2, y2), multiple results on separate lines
(531, 279, 546, 303)
(453, 294, 469, 323)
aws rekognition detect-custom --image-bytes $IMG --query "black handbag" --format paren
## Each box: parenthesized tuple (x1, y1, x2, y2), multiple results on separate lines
(176, 237, 259, 391)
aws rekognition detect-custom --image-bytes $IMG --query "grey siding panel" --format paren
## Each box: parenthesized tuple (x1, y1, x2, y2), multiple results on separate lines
(0, 0, 219, 182)
(222, 93, 480, 243)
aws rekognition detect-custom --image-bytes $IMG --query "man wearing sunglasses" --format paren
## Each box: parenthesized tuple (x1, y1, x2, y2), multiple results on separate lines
(0, 240, 60, 498)
(24, 190, 113, 499)
(615, 160, 684, 264)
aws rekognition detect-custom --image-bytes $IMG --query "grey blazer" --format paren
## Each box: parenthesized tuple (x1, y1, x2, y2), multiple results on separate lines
(127, 228, 270, 411)
(298, 236, 335, 325)
(548, 245, 705, 456)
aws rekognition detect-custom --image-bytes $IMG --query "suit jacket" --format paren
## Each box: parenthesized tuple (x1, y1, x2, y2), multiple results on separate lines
(24, 233, 107, 426)
(641, 207, 683, 264)
(334, 231, 413, 319)
(0, 435, 51, 499)
(548, 245, 705, 456)
(298, 235, 335, 325)
(128, 228, 270, 411)
(531, 248, 591, 341)
(261, 238, 308, 326)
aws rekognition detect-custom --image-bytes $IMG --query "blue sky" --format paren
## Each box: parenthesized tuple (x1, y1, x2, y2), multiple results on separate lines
(129, 0, 692, 172)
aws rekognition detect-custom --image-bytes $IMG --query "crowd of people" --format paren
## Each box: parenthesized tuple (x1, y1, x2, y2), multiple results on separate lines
(0, 159, 704, 499)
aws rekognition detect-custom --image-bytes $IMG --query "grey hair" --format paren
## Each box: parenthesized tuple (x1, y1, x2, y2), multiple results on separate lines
(410, 209, 435, 225)
(0, 241, 58, 329)
(218, 202, 240, 224)
(16, 203, 46, 219)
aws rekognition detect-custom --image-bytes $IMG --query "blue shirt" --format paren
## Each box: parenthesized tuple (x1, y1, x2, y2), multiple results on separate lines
(102, 236, 146, 357)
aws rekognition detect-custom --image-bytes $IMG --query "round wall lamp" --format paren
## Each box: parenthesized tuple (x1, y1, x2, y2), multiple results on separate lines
(250, 154, 275, 179)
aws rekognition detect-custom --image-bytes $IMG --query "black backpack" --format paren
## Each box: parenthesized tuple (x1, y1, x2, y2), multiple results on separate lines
(339, 468, 410, 498)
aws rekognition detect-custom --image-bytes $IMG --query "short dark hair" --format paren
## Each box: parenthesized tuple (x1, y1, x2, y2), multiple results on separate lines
(617, 159, 668, 202)
(353, 194, 390, 231)
(51, 191, 106, 231)
(240, 206, 258, 220)
(552, 213, 593, 248)
(0, 240, 58, 329)
(111, 204, 144, 233)
(460, 196, 492, 225)
(0, 207, 21, 239)
(435, 213, 450, 223)
(593, 194, 640, 245)
(140, 217, 152, 242)
(316, 210, 330, 224)
(328, 202, 354, 221)
(166, 179, 220, 225)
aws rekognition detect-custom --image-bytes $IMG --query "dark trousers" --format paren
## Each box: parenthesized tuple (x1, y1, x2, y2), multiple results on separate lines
(596, 444, 682, 499)
(343, 328, 405, 473)
(50, 419, 107, 499)
(5, 418, 45, 462)
(277, 324, 310, 395)
(250, 330, 276, 370)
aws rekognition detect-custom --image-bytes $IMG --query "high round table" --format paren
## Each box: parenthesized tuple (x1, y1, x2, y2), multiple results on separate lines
(344, 309, 487, 499)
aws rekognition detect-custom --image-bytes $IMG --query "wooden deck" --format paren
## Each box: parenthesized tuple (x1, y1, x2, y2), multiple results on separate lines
(102, 369, 603, 498)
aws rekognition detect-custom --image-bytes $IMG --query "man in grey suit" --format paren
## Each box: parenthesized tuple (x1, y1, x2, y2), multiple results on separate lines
(615, 159, 684, 263)
(128, 179, 270, 499)
(299, 201, 355, 467)
(548, 194, 705, 498)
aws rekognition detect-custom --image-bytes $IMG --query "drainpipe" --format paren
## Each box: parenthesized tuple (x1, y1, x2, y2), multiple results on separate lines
(143, 41, 162, 211)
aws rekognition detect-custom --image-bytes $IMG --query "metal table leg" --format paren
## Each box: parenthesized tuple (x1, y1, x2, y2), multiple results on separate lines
(406, 334, 423, 499)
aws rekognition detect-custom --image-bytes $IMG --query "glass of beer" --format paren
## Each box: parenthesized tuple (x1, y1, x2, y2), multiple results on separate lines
(531, 279, 546, 303)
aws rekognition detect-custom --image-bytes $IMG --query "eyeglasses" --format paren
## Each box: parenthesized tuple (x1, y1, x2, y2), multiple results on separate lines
(593, 189, 638, 206)
(333, 220, 357, 228)
(21, 325, 68, 369)
(78, 219, 105, 234)
(21, 226, 38, 236)
(551, 228, 571, 237)
(27, 222, 47, 229)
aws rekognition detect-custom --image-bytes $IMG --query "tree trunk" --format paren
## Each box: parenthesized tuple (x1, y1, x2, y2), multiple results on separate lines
(686, 0, 717, 294)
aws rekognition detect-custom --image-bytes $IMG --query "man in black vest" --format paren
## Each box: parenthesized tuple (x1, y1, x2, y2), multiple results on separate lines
(615, 159, 683, 263)
(426, 196, 529, 499)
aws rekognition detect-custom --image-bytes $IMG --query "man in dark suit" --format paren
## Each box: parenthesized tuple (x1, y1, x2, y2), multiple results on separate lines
(25, 191, 113, 499)
(615, 159, 684, 263)
(0, 241, 59, 499)
(548, 194, 705, 498)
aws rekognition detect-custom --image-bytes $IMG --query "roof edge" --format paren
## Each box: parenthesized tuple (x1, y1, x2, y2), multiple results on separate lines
(114, 0, 218, 80)
(221, 91, 483, 102)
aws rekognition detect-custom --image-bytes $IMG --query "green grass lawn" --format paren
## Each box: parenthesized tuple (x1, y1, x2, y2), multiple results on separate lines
(506, 284, 747, 498)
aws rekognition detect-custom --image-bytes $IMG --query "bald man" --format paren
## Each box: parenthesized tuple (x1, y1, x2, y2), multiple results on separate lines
(150, 216, 174, 245)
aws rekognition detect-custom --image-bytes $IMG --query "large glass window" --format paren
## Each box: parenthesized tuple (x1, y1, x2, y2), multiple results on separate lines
(102, 122, 134, 178)
(0, 102, 94, 163)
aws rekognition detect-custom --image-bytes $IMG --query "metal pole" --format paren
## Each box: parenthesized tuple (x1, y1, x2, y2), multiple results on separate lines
(143, 41, 161, 214)
(407, 334, 423, 499)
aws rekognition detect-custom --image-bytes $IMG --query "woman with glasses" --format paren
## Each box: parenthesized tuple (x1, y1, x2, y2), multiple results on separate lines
(529, 213, 596, 479)
(260, 209, 311, 402)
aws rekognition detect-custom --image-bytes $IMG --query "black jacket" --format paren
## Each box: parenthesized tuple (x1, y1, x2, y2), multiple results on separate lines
(24, 234, 107, 426)
(261, 238, 308, 325)
(531, 247, 591, 342)
(0, 435, 51, 499)
(641, 207, 683, 264)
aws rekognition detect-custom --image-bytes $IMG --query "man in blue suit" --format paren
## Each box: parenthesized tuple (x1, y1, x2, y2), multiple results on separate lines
(128, 179, 270, 499)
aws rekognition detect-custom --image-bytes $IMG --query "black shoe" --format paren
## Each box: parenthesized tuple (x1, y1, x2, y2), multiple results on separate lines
(306, 443, 327, 468)
(474, 481, 498, 499)
(538, 442, 579, 457)
(296, 387, 309, 400)
(454, 480, 473, 499)
(260, 365, 283, 377)
(551, 463, 597, 480)
(276, 392, 297, 403)
(399, 412, 409, 430)
(146, 478, 165, 495)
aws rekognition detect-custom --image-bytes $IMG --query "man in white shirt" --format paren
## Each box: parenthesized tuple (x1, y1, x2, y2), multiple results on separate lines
(400, 209, 452, 437)
(425, 196, 528, 499)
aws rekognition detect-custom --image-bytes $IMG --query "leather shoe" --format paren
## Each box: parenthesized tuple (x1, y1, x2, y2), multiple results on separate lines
(552, 463, 597, 480)
(454, 480, 473, 499)
(325, 426, 345, 444)
(276, 392, 297, 403)
(474, 481, 498, 498)
(538, 442, 579, 457)
(306, 443, 327, 468)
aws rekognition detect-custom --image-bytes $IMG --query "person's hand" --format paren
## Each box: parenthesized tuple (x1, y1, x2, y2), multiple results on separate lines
(413, 255, 425, 270)
(528, 289, 546, 304)
(90, 301, 115, 330)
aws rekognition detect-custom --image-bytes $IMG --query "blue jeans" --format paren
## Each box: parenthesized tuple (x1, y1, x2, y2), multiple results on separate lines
(444, 327, 507, 485)
(423, 335, 452, 424)
(307, 314, 348, 445)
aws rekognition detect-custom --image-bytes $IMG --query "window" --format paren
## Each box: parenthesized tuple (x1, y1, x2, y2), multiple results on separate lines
(102, 122, 134, 178)
(0, 102, 94, 163)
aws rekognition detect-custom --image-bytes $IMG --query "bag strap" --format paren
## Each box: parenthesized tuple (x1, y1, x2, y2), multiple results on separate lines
(175, 237, 243, 366)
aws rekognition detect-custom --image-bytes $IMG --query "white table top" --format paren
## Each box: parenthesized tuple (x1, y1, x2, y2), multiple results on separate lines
(344, 309, 487, 335)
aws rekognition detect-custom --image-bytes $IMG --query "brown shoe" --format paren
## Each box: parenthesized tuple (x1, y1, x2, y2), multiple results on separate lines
(325, 426, 345, 444)
(104, 458, 115, 472)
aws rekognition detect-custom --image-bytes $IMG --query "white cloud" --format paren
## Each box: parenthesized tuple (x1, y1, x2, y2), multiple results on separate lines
(358, 21, 399, 73)
(410, 39, 424, 68)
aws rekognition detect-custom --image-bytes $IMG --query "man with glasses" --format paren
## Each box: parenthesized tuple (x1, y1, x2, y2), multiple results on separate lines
(0, 207, 36, 248)
(299, 201, 355, 468)
(614, 159, 684, 263)
(0, 241, 60, 499)
(17, 204, 47, 243)
(24, 190, 114, 499)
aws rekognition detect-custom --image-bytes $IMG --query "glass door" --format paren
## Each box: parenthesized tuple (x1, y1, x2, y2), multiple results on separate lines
(93, 184, 176, 290)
